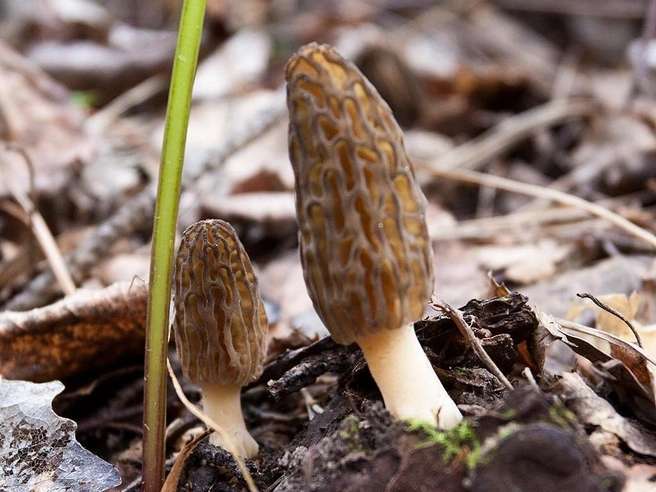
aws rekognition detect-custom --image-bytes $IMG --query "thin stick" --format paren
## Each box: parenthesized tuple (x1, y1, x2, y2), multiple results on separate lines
(433, 206, 589, 241)
(555, 317, 656, 369)
(430, 296, 514, 391)
(576, 292, 643, 348)
(1, 148, 76, 295)
(418, 164, 656, 250)
(86, 75, 167, 133)
(428, 98, 594, 172)
(166, 359, 258, 492)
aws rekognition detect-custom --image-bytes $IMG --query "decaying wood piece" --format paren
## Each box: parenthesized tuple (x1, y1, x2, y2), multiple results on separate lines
(262, 293, 536, 402)
(430, 296, 514, 390)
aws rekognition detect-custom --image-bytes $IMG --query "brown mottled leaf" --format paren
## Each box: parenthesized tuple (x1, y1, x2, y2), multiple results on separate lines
(566, 292, 656, 404)
(541, 311, 656, 424)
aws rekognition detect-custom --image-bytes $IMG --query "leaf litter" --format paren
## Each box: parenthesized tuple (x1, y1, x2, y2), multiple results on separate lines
(0, 1, 656, 491)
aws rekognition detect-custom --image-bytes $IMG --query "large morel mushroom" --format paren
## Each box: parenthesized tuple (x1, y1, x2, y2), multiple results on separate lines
(286, 43, 462, 428)
(173, 219, 268, 458)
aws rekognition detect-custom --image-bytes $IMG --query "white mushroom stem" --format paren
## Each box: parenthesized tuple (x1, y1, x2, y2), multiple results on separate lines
(356, 323, 463, 428)
(199, 382, 259, 458)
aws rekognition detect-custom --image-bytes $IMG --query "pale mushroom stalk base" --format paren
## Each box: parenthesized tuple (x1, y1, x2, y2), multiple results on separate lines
(200, 382, 259, 458)
(357, 323, 463, 428)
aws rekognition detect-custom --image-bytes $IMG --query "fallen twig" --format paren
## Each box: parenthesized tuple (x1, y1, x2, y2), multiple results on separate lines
(418, 164, 656, 250)
(1, 147, 76, 296)
(430, 296, 514, 391)
(433, 206, 589, 241)
(576, 292, 643, 348)
(428, 98, 595, 172)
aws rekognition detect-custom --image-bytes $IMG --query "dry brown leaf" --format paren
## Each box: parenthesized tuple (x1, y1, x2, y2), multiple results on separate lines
(475, 239, 571, 285)
(567, 292, 643, 350)
(569, 114, 656, 196)
(557, 372, 656, 457)
(192, 29, 271, 101)
(177, 93, 290, 193)
(161, 429, 211, 492)
(567, 291, 656, 407)
(527, 310, 572, 375)
(27, 26, 176, 103)
(0, 39, 91, 198)
(535, 309, 656, 426)
(0, 281, 147, 382)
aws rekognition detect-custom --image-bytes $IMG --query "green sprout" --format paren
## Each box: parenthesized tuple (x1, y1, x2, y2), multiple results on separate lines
(548, 399, 577, 428)
(338, 415, 361, 441)
(406, 419, 482, 469)
(141, 0, 206, 490)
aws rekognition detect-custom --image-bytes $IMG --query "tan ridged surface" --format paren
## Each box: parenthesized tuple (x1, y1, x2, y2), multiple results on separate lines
(286, 43, 434, 344)
(173, 219, 268, 386)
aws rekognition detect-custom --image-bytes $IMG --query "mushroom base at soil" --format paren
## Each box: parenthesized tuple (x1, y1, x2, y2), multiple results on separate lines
(200, 382, 259, 458)
(357, 323, 463, 428)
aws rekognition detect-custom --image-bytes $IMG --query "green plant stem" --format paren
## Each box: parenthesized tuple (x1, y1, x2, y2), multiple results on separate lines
(142, 1, 206, 490)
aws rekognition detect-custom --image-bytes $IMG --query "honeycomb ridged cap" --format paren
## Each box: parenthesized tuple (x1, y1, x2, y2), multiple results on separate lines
(286, 43, 434, 345)
(173, 219, 268, 386)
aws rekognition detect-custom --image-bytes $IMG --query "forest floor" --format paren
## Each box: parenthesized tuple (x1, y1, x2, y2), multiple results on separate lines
(0, 1, 655, 491)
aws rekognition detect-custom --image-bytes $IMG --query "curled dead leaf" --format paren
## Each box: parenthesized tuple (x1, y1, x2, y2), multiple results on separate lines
(557, 372, 656, 458)
(0, 281, 147, 382)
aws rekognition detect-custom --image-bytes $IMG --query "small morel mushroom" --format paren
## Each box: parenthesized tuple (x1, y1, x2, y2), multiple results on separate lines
(173, 219, 268, 458)
(285, 43, 462, 428)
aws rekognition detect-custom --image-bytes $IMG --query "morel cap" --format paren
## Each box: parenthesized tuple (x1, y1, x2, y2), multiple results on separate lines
(286, 43, 434, 345)
(173, 219, 268, 386)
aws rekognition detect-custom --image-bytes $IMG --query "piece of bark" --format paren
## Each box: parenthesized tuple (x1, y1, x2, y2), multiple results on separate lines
(260, 293, 536, 402)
